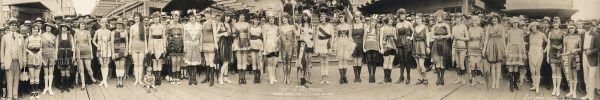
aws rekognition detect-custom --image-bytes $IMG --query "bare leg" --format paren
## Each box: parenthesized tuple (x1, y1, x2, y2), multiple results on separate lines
(551, 63, 559, 96)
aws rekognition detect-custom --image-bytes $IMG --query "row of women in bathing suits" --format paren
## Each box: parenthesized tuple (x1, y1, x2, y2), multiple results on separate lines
(1, 7, 600, 100)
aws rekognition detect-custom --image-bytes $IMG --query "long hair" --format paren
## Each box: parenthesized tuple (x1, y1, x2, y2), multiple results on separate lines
(135, 12, 145, 40)
(300, 14, 311, 27)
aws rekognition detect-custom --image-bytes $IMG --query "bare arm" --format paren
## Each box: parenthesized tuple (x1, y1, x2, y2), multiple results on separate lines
(482, 26, 489, 56)
(88, 32, 94, 58)
(54, 35, 59, 61)
(73, 33, 80, 59)
(362, 26, 368, 52)
(542, 34, 550, 53)
(442, 24, 452, 39)
(92, 30, 100, 47)
(110, 31, 116, 59)
(128, 27, 133, 54)
(0, 36, 5, 66)
(379, 28, 384, 53)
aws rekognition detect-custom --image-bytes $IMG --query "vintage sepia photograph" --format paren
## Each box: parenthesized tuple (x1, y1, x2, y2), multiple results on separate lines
(0, 0, 599, 100)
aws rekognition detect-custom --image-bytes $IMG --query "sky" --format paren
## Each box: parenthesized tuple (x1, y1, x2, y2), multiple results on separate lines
(571, 0, 600, 20)
(71, 0, 598, 20)
(72, 0, 97, 15)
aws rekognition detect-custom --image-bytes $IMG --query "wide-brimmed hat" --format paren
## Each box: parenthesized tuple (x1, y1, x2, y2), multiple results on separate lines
(433, 10, 446, 19)
(159, 12, 168, 18)
(35, 17, 44, 23)
(543, 16, 551, 22)
(151, 12, 161, 18)
(58, 23, 70, 29)
(44, 22, 56, 28)
(187, 9, 198, 17)
(454, 13, 464, 18)
(553, 16, 561, 23)
(486, 12, 500, 18)
(509, 16, 520, 23)
(24, 20, 32, 25)
(528, 21, 540, 30)
(171, 10, 181, 18)
(397, 8, 407, 14)
(65, 17, 74, 22)
(7, 17, 19, 25)
(115, 17, 125, 25)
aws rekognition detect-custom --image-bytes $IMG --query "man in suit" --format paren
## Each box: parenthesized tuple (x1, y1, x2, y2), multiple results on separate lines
(581, 24, 600, 100)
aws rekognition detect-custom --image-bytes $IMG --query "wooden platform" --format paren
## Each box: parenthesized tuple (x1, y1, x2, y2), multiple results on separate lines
(34, 65, 592, 100)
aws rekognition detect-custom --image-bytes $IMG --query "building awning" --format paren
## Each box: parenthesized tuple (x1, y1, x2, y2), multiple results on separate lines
(104, 1, 143, 17)
(4, 0, 75, 16)
(502, 8, 579, 17)
(163, 0, 214, 13)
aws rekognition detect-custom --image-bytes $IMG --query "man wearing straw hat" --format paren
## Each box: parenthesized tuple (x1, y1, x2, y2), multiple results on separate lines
(581, 24, 600, 100)
(1, 17, 26, 100)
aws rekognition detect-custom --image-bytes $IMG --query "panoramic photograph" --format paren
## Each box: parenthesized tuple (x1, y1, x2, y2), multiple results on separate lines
(0, 0, 599, 99)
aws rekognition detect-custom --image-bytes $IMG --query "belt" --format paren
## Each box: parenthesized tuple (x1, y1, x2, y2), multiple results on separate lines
(414, 38, 425, 41)
(318, 36, 330, 39)
(151, 35, 163, 39)
(250, 35, 261, 40)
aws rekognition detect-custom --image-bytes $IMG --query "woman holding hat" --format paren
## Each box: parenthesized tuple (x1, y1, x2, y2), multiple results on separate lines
(562, 25, 582, 98)
(74, 18, 98, 90)
(483, 12, 505, 89)
(505, 16, 527, 92)
(25, 25, 43, 98)
(56, 23, 76, 92)
(167, 10, 185, 85)
(548, 18, 565, 96)
(93, 18, 113, 88)
(112, 17, 129, 88)
(148, 12, 167, 86)
(431, 10, 451, 86)
(41, 22, 57, 95)
(129, 12, 148, 86)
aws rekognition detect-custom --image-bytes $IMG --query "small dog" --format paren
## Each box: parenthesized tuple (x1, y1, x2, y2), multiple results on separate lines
(144, 67, 157, 93)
